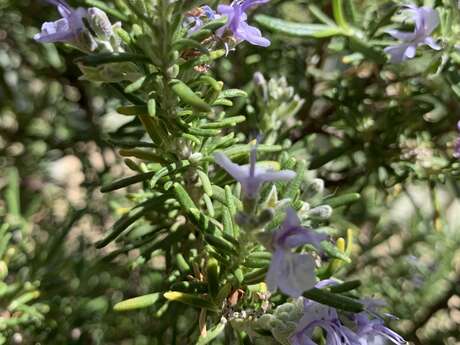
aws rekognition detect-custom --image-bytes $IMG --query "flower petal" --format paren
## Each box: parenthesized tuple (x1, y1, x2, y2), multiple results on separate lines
(385, 29, 416, 42)
(422, 36, 441, 50)
(384, 44, 413, 63)
(236, 21, 271, 47)
(213, 152, 247, 181)
(276, 252, 316, 297)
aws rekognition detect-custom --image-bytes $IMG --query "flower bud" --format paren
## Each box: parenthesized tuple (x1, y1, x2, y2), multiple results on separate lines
(304, 178, 324, 198)
(88, 8, 113, 40)
(308, 205, 333, 220)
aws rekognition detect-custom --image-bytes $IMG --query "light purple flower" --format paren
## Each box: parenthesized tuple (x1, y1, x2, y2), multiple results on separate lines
(354, 313, 406, 345)
(34, 0, 87, 44)
(217, 0, 271, 47)
(186, 6, 218, 35)
(454, 121, 460, 159)
(384, 5, 441, 63)
(266, 208, 327, 297)
(213, 146, 295, 199)
(291, 300, 359, 345)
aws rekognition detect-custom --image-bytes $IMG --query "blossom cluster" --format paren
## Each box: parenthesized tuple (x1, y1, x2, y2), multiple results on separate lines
(34, 0, 120, 53)
(291, 298, 405, 345)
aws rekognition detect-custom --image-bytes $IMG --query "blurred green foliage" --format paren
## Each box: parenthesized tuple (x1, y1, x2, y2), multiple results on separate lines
(1, 0, 460, 344)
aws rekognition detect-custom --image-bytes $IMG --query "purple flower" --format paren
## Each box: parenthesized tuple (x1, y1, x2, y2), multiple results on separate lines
(454, 121, 460, 159)
(291, 300, 359, 345)
(217, 0, 271, 47)
(266, 208, 327, 297)
(354, 313, 406, 345)
(213, 146, 295, 199)
(34, 0, 87, 44)
(186, 6, 218, 35)
(384, 5, 441, 63)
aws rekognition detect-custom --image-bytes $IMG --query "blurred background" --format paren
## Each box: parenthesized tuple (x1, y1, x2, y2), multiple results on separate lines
(1, 0, 460, 344)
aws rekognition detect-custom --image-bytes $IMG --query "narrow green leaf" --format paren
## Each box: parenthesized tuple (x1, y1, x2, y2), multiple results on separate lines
(117, 105, 149, 116)
(243, 267, 269, 285)
(173, 38, 209, 54)
(96, 197, 169, 248)
(164, 291, 219, 312)
(329, 280, 361, 293)
(204, 233, 238, 256)
(200, 116, 246, 129)
(176, 254, 191, 273)
(332, 0, 350, 31)
(196, 321, 226, 345)
(284, 160, 306, 199)
(174, 183, 198, 211)
(207, 258, 220, 300)
(197, 170, 213, 196)
(5, 169, 20, 217)
(303, 288, 363, 313)
(324, 193, 361, 208)
(220, 89, 248, 98)
(170, 79, 212, 112)
(321, 241, 352, 263)
(113, 293, 160, 311)
(124, 76, 147, 93)
(254, 15, 344, 38)
(100, 172, 156, 193)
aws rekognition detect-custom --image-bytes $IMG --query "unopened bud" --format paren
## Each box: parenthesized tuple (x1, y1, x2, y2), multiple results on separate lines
(308, 205, 333, 220)
(304, 178, 324, 198)
(253, 72, 266, 86)
(88, 8, 113, 40)
(189, 152, 203, 163)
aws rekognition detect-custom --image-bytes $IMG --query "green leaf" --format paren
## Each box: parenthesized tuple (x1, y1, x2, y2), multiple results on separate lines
(100, 172, 156, 193)
(96, 197, 169, 248)
(5, 168, 20, 217)
(117, 105, 149, 116)
(329, 280, 361, 293)
(324, 193, 361, 208)
(197, 170, 213, 196)
(284, 160, 306, 199)
(196, 321, 226, 345)
(200, 116, 246, 129)
(113, 293, 160, 311)
(124, 76, 147, 93)
(220, 89, 248, 98)
(173, 38, 209, 54)
(221, 144, 282, 159)
(303, 288, 363, 313)
(170, 79, 212, 112)
(254, 15, 344, 38)
(321, 241, 351, 263)
(332, 0, 351, 31)
(173, 183, 198, 212)
(164, 291, 219, 311)
(243, 267, 269, 285)
(204, 233, 238, 256)
(207, 258, 220, 300)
